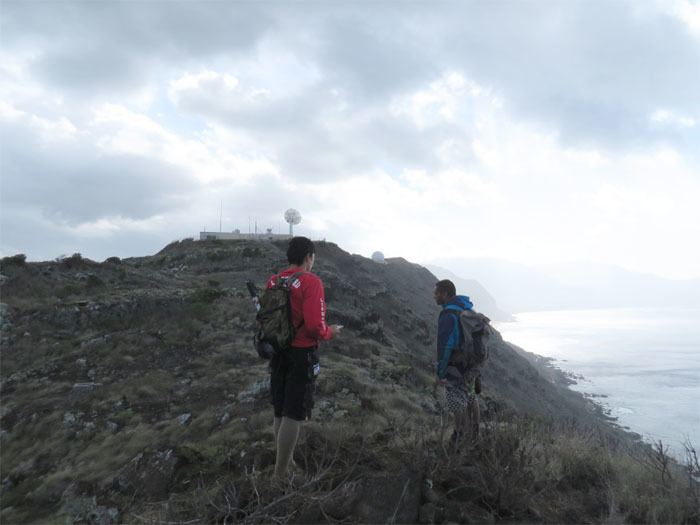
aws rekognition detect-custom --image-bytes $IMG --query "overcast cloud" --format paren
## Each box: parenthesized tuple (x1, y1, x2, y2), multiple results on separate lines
(1, 0, 699, 279)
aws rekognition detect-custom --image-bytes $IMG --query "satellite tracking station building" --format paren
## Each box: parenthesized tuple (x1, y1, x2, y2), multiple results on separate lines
(199, 209, 303, 241)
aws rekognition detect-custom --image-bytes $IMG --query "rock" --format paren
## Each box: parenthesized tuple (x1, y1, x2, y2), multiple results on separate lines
(75, 358, 87, 368)
(1, 477, 13, 494)
(113, 397, 129, 410)
(113, 449, 178, 499)
(332, 409, 348, 419)
(106, 421, 119, 433)
(87, 369, 96, 380)
(71, 383, 101, 399)
(219, 412, 230, 425)
(61, 484, 119, 525)
(87, 506, 119, 525)
(8, 371, 28, 383)
(0, 303, 10, 330)
(236, 378, 269, 403)
(81, 335, 109, 348)
(177, 413, 191, 425)
(9, 459, 35, 483)
(63, 412, 77, 426)
(422, 478, 440, 503)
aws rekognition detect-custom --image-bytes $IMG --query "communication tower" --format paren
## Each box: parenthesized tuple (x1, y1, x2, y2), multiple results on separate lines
(284, 209, 302, 236)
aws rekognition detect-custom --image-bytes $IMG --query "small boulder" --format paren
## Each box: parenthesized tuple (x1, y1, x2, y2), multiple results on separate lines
(113, 449, 179, 499)
(63, 412, 77, 426)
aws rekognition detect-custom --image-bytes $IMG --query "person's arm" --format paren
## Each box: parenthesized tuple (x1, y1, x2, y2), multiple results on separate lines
(436, 313, 460, 379)
(302, 277, 332, 341)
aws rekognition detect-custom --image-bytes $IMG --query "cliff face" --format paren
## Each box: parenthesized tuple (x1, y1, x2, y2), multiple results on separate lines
(1, 240, 685, 523)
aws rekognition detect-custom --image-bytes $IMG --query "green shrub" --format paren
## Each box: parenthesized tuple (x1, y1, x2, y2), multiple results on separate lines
(613, 443, 699, 524)
(61, 253, 85, 269)
(1, 253, 27, 266)
(112, 408, 136, 426)
(56, 284, 82, 298)
(86, 274, 104, 288)
(206, 250, 230, 262)
(557, 439, 614, 490)
(190, 288, 224, 304)
(241, 246, 263, 258)
(104, 256, 121, 265)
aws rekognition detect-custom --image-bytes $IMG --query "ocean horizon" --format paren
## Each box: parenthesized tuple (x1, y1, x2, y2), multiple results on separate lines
(496, 307, 700, 459)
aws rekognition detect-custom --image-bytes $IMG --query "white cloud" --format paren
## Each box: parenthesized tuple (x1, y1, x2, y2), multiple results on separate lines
(1, 1, 699, 281)
(66, 215, 168, 237)
(668, 0, 700, 36)
(649, 109, 697, 129)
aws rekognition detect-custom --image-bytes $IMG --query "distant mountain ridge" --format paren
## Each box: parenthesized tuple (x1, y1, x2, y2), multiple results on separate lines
(430, 256, 700, 312)
(424, 264, 512, 321)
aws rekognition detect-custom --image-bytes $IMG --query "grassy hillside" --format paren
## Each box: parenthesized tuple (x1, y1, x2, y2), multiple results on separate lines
(1, 240, 697, 524)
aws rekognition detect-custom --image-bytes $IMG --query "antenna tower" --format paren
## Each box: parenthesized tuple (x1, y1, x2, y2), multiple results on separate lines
(284, 209, 302, 236)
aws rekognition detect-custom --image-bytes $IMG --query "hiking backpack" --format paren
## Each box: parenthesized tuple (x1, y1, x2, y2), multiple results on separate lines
(454, 309, 492, 368)
(254, 272, 303, 359)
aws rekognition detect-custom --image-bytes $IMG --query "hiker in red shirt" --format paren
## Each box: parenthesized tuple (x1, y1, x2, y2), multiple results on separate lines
(267, 236, 341, 480)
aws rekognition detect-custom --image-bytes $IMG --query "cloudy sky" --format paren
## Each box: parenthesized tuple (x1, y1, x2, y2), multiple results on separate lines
(1, 0, 699, 279)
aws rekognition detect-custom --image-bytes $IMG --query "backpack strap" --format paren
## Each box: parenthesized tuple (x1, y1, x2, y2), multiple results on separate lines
(277, 271, 305, 288)
(278, 271, 306, 334)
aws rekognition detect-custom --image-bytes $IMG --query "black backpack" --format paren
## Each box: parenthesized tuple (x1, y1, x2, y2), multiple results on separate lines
(254, 272, 303, 359)
(451, 309, 491, 369)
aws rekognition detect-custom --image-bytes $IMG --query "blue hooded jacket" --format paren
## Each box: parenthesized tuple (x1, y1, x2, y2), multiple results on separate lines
(436, 295, 474, 379)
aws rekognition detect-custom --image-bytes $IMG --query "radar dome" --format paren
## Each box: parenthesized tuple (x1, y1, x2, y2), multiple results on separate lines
(371, 251, 385, 263)
(284, 209, 302, 225)
(284, 209, 302, 236)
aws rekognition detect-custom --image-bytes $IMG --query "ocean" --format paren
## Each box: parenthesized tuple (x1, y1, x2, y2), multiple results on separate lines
(496, 307, 700, 458)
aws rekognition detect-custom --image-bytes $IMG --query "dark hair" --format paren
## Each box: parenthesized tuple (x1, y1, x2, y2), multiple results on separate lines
(287, 236, 315, 266)
(435, 279, 456, 298)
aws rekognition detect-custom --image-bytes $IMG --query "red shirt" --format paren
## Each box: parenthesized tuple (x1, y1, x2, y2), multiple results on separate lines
(267, 268, 332, 348)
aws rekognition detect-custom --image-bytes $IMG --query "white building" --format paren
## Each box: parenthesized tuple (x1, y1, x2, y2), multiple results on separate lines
(199, 229, 291, 241)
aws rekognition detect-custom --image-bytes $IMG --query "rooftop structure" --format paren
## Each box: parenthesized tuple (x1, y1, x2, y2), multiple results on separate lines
(199, 230, 290, 241)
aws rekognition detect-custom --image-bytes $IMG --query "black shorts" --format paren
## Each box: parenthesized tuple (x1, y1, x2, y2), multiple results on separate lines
(270, 346, 319, 421)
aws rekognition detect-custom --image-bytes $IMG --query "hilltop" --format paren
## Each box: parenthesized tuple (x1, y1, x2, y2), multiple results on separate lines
(1, 240, 697, 524)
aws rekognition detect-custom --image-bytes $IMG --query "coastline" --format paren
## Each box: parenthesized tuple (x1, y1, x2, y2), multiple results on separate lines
(495, 307, 700, 458)
(503, 341, 645, 443)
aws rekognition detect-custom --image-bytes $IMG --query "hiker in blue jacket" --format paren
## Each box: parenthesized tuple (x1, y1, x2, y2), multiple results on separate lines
(434, 279, 480, 446)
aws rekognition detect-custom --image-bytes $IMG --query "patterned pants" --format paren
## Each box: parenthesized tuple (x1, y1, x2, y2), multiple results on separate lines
(440, 369, 479, 414)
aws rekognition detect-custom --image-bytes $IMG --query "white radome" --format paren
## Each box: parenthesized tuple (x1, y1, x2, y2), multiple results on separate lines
(284, 209, 302, 225)
(371, 251, 385, 263)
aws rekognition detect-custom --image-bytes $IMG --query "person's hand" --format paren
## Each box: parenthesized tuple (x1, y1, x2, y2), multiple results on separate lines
(329, 324, 343, 336)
